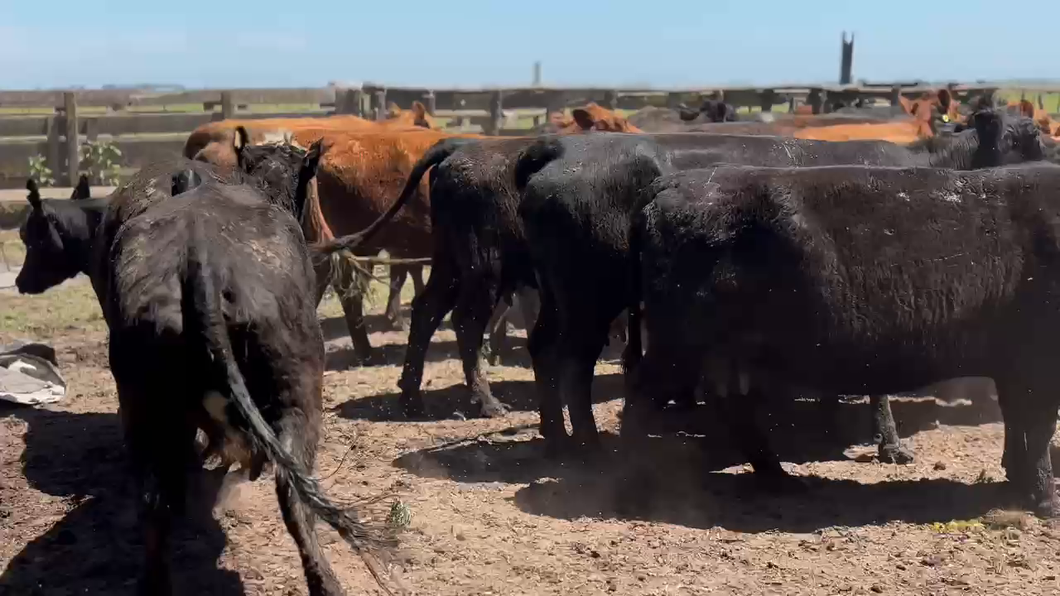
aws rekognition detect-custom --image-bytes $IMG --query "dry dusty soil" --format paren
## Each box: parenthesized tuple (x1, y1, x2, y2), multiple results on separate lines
(3, 231, 1060, 595)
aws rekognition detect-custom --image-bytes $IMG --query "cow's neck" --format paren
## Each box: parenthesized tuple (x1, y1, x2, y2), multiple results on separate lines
(55, 199, 109, 276)
(921, 132, 990, 170)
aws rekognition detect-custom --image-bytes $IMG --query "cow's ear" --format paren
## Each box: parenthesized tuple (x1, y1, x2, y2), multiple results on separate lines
(1019, 99, 1036, 118)
(233, 126, 249, 153)
(410, 100, 432, 127)
(571, 108, 595, 130)
(937, 88, 953, 112)
(302, 139, 323, 178)
(233, 126, 250, 169)
(25, 178, 42, 210)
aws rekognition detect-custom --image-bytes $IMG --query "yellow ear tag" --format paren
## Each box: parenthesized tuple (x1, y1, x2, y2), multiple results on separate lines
(942, 115, 951, 123)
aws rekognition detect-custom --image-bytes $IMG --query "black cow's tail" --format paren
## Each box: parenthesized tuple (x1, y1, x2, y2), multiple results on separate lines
(623, 208, 645, 375)
(313, 137, 476, 256)
(181, 220, 397, 595)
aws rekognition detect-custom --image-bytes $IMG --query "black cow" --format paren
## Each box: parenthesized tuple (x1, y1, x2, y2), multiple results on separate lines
(15, 134, 399, 596)
(317, 113, 1042, 434)
(626, 161, 1060, 516)
(318, 136, 533, 418)
(515, 110, 1045, 456)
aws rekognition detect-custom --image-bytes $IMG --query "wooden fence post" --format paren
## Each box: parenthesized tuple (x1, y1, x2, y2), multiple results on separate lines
(808, 89, 823, 115)
(220, 91, 235, 120)
(424, 91, 437, 116)
(373, 89, 390, 120)
(487, 91, 504, 135)
(337, 88, 363, 116)
(46, 115, 62, 183)
(889, 86, 901, 107)
(604, 90, 618, 111)
(759, 90, 776, 113)
(63, 92, 79, 186)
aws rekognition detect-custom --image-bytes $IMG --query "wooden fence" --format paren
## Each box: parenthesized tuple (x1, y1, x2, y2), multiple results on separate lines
(0, 82, 1054, 189)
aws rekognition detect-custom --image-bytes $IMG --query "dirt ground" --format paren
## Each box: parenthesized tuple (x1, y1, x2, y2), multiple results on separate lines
(3, 243, 1060, 595)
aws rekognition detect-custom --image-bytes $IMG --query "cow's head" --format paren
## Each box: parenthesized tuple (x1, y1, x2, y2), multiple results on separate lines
(16, 180, 93, 294)
(550, 103, 643, 133)
(904, 89, 965, 136)
(964, 109, 1046, 168)
(231, 126, 323, 220)
(699, 99, 737, 123)
(384, 101, 439, 130)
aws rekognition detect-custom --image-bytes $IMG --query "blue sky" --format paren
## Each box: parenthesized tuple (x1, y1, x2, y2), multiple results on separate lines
(0, 0, 1054, 89)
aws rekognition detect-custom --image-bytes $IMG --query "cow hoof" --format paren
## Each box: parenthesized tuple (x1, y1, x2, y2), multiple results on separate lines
(478, 398, 510, 418)
(879, 444, 916, 465)
(1034, 500, 1060, 519)
(399, 393, 427, 420)
(542, 435, 575, 460)
(357, 349, 383, 367)
(137, 575, 173, 596)
(754, 471, 808, 495)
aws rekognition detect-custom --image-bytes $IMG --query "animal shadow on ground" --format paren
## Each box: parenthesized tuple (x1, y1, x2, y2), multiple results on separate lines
(335, 372, 628, 423)
(324, 339, 466, 371)
(396, 396, 1024, 532)
(0, 404, 245, 596)
(320, 313, 428, 343)
(322, 313, 530, 371)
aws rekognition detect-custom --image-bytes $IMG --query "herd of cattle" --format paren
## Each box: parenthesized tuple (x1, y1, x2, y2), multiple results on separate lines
(11, 89, 1060, 595)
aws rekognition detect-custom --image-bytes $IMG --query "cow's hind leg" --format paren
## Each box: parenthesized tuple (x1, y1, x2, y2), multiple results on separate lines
(621, 343, 699, 441)
(398, 257, 459, 418)
(274, 415, 345, 596)
(871, 394, 915, 464)
(451, 278, 509, 418)
(528, 287, 567, 456)
(720, 369, 797, 491)
(384, 264, 410, 331)
(557, 319, 612, 450)
(997, 378, 1059, 516)
(118, 384, 196, 596)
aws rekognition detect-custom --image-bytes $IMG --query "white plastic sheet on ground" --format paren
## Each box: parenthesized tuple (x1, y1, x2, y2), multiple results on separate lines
(0, 344, 67, 406)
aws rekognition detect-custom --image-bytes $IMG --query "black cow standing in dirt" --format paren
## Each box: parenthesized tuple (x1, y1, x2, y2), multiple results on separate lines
(319, 114, 1043, 438)
(15, 135, 398, 596)
(626, 162, 1060, 516)
(514, 111, 1045, 456)
(320, 136, 549, 419)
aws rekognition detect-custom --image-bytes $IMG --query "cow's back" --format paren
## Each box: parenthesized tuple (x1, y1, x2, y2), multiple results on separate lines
(645, 163, 1060, 391)
(306, 129, 483, 254)
(650, 133, 920, 170)
(107, 185, 315, 336)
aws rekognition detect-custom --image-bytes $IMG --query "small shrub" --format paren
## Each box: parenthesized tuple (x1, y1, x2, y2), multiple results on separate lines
(79, 139, 123, 186)
(28, 154, 55, 187)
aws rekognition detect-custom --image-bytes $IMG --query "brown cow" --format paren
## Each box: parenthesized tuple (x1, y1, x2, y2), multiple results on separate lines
(1009, 99, 1060, 138)
(540, 102, 643, 133)
(298, 128, 483, 363)
(185, 102, 439, 337)
(191, 104, 640, 367)
(298, 103, 641, 363)
(185, 101, 439, 169)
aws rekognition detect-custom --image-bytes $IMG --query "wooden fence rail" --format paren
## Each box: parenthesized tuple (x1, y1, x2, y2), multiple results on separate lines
(1, 81, 1055, 189)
